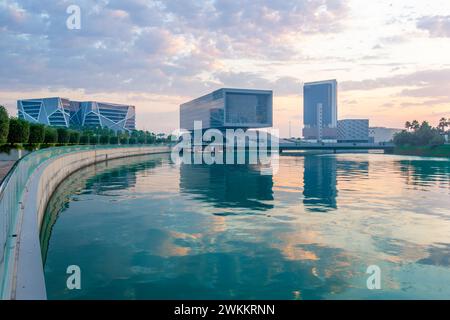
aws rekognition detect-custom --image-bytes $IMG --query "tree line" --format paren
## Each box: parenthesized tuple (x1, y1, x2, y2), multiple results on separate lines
(0, 105, 171, 146)
(394, 118, 449, 147)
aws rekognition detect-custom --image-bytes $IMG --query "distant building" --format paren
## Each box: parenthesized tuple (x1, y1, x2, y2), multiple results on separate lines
(180, 88, 273, 131)
(337, 119, 369, 143)
(369, 127, 402, 143)
(302, 80, 338, 141)
(18, 97, 135, 132)
(69, 101, 136, 132)
(18, 97, 71, 127)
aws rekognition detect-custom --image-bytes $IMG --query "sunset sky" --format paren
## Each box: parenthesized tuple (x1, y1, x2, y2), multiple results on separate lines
(1, 0, 450, 137)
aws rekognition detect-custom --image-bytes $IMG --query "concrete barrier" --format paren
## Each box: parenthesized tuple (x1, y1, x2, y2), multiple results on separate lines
(3, 146, 170, 300)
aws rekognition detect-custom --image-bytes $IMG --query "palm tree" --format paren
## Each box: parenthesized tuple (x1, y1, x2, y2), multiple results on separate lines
(438, 117, 448, 133)
(405, 121, 412, 131)
(411, 120, 420, 131)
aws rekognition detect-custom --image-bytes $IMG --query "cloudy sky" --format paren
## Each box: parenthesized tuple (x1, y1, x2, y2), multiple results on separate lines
(1, 0, 450, 136)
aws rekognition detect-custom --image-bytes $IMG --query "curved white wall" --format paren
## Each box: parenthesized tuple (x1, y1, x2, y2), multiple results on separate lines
(4, 146, 170, 300)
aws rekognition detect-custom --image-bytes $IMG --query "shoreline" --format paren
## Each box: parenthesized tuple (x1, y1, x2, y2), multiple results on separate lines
(393, 145, 450, 158)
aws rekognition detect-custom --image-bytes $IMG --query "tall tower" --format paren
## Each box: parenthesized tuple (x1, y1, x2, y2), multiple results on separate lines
(302, 80, 338, 141)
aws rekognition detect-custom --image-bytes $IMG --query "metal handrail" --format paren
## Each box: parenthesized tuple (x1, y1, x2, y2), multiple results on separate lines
(0, 144, 170, 298)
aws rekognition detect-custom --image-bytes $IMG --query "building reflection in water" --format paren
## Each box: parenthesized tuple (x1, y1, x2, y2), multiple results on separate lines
(178, 153, 375, 214)
(397, 159, 450, 189)
(302, 155, 370, 213)
(40, 155, 163, 263)
(84, 158, 162, 193)
(302, 155, 338, 212)
(179, 162, 274, 211)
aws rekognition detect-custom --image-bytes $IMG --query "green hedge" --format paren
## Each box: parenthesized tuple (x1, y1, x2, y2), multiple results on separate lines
(29, 123, 45, 144)
(44, 127, 58, 143)
(7, 118, 30, 144)
(0, 105, 9, 144)
(0, 114, 166, 147)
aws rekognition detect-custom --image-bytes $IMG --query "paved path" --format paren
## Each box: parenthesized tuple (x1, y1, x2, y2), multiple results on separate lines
(0, 161, 15, 184)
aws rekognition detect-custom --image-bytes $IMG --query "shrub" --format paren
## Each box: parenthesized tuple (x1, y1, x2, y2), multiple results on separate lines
(100, 135, 110, 144)
(145, 132, 156, 144)
(393, 130, 411, 146)
(90, 135, 100, 145)
(57, 128, 70, 144)
(80, 135, 90, 144)
(0, 105, 9, 144)
(394, 121, 445, 147)
(429, 135, 445, 146)
(44, 127, 58, 143)
(29, 123, 45, 144)
(137, 135, 145, 144)
(69, 130, 81, 144)
(7, 118, 30, 144)
(109, 136, 119, 144)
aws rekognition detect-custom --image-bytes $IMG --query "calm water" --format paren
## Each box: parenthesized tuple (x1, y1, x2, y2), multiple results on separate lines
(41, 153, 450, 299)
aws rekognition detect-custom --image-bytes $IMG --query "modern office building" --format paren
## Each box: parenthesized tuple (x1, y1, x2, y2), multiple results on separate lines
(18, 97, 136, 132)
(180, 88, 273, 131)
(69, 101, 136, 132)
(18, 97, 71, 127)
(337, 119, 369, 143)
(369, 127, 402, 143)
(303, 80, 338, 141)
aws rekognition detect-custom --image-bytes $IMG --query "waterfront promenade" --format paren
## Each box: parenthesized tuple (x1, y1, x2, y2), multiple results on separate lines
(0, 161, 14, 183)
(0, 145, 171, 300)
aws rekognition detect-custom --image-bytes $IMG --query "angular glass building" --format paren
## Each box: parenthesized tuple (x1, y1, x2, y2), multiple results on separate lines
(18, 98, 136, 132)
(18, 97, 71, 127)
(180, 88, 273, 131)
(303, 80, 338, 141)
(69, 101, 136, 132)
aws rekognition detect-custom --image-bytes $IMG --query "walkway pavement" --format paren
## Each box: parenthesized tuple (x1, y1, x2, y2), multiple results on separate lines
(0, 161, 15, 184)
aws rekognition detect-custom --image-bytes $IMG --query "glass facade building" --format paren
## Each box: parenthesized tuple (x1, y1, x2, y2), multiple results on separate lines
(369, 127, 402, 143)
(302, 80, 338, 141)
(18, 97, 136, 132)
(180, 88, 273, 131)
(18, 97, 71, 127)
(337, 119, 369, 143)
(69, 101, 136, 132)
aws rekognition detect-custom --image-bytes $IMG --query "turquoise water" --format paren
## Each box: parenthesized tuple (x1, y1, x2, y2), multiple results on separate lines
(42, 153, 450, 299)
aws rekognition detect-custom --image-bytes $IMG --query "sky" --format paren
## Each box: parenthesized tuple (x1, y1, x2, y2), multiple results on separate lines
(0, 0, 450, 137)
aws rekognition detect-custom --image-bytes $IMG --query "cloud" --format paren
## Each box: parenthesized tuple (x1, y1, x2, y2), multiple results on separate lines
(341, 69, 450, 100)
(400, 98, 450, 108)
(213, 72, 301, 95)
(0, 0, 350, 96)
(417, 15, 450, 38)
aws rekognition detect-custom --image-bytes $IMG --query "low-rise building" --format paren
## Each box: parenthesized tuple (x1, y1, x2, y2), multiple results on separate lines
(337, 119, 369, 143)
(369, 127, 402, 143)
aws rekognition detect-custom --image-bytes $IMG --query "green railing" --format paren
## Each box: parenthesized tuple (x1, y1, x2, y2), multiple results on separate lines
(0, 144, 169, 298)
